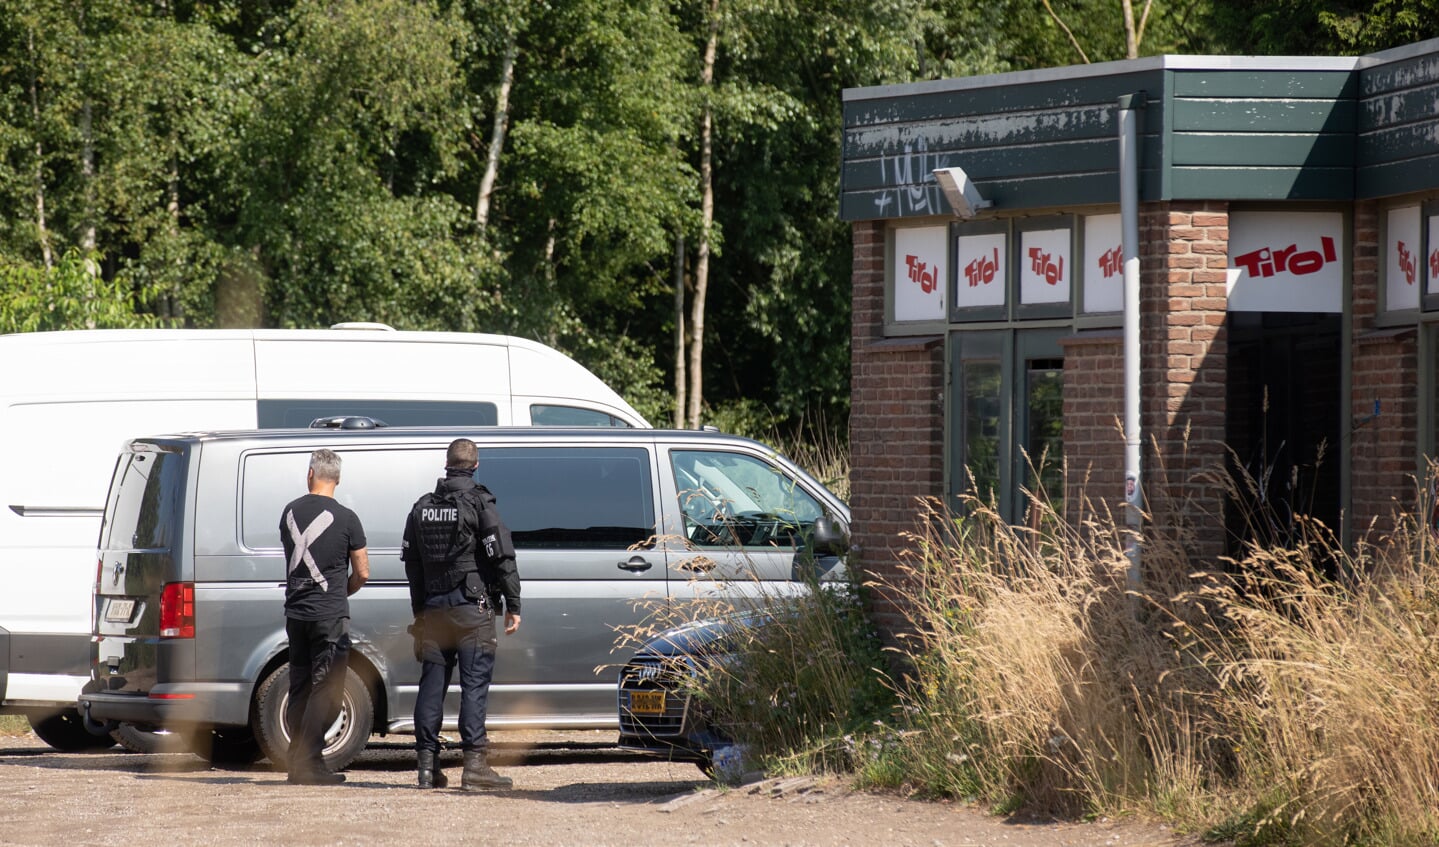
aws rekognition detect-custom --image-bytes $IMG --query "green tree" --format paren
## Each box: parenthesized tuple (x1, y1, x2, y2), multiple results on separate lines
(1202, 0, 1439, 54)
(215, 0, 499, 330)
(0, 249, 166, 332)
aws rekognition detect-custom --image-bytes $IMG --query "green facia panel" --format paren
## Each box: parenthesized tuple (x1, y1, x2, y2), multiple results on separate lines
(1359, 155, 1439, 200)
(1171, 70, 1356, 99)
(1356, 50, 1439, 198)
(1169, 166, 1354, 201)
(843, 71, 1164, 128)
(1359, 122, 1439, 167)
(1171, 133, 1352, 167)
(1171, 99, 1355, 134)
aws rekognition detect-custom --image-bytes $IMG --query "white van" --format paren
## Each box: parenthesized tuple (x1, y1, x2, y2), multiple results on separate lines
(0, 326, 648, 750)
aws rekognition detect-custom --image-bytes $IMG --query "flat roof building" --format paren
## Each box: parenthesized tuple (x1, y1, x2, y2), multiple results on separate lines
(842, 39, 1439, 634)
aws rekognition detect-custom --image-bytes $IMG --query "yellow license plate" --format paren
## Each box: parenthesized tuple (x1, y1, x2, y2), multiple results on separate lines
(629, 691, 666, 715)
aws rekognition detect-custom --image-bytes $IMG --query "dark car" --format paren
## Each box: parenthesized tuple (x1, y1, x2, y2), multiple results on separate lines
(616, 612, 769, 772)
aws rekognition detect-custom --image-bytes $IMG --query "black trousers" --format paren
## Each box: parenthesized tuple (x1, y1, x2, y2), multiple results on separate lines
(414, 586, 498, 755)
(285, 616, 351, 774)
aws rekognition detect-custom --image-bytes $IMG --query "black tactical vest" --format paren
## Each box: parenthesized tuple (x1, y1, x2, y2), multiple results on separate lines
(411, 487, 480, 595)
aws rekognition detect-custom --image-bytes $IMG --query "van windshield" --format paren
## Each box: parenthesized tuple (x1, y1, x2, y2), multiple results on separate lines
(103, 451, 185, 551)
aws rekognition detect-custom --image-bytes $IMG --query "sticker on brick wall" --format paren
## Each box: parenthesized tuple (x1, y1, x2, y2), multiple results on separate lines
(1386, 205, 1421, 311)
(892, 225, 947, 322)
(1019, 227, 1071, 305)
(953, 231, 1006, 309)
(1428, 213, 1439, 297)
(1082, 214, 1123, 314)
(1227, 211, 1343, 313)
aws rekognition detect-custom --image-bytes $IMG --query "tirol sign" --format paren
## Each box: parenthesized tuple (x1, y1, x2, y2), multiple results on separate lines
(953, 230, 1007, 309)
(892, 225, 947, 322)
(1083, 214, 1122, 314)
(1019, 227, 1071, 305)
(1386, 205, 1420, 312)
(1226, 211, 1343, 313)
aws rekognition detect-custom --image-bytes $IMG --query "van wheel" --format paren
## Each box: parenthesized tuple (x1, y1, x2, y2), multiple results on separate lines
(189, 726, 264, 766)
(111, 723, 190, 754)
(27, 709, 117, 752)
(252, 664, 373, 772)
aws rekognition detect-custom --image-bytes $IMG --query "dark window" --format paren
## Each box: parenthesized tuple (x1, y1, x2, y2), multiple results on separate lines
(478, 447, 654, 549)
(103, 450, 185, 551)
(257, 399, 498, 428)
(1025, 357, 1064, 514)
(530, 404, 632, 427)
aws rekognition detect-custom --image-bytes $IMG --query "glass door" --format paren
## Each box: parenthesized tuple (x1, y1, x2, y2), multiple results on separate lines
(948, 328, 1066, 524)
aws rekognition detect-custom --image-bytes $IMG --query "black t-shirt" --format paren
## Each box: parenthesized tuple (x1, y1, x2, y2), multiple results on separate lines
(280, 493, 367, 621)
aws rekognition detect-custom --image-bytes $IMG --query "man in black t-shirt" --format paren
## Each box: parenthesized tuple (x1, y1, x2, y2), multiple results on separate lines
(279, 448, 369, 785)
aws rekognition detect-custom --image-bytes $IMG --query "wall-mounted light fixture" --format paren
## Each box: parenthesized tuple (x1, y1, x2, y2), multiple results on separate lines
(932, 166, 992, 219)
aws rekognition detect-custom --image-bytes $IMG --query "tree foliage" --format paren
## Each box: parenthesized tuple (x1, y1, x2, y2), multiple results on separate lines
(0, 0, 1417, 434)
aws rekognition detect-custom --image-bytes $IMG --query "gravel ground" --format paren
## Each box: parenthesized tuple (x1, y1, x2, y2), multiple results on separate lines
(0, 730, 1207, 847)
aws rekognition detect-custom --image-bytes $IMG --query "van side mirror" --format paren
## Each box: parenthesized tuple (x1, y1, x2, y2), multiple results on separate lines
(811, 514, 849, 557)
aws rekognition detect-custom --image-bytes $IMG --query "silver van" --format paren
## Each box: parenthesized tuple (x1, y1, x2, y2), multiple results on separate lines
(78, 426, 848, 768)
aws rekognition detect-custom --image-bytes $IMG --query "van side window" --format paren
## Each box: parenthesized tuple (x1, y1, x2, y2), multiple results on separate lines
(103, 451, 185, 551)
(257, 400, 498, 428)
(529, 405, 632, 428)
(241, 449, 439, 550)
(670, 451, 823, 549)
(478, 447, 654, 549)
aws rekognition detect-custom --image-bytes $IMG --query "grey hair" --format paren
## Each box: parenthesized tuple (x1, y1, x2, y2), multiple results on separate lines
(309, 449, 342, 483)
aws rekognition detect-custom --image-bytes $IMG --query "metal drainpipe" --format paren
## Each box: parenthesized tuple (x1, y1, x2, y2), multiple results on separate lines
(1118, 91, 1146, 587)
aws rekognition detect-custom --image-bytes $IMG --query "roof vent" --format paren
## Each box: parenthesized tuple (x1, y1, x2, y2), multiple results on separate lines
(309, 416, 389, 430)
(329, 322, 396, 331)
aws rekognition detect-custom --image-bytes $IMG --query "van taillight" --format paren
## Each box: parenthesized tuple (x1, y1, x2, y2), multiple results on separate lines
(159, 582, 195, 638)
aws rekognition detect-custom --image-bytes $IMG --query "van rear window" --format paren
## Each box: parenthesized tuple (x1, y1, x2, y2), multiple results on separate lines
(257, 400, 498, 428)
(103, 451, 185, 551)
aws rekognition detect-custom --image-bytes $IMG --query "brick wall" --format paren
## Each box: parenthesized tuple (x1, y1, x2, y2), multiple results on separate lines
(1348, 200, 1419, 537)
(1140, 202, 1230, 569)
(848, 220, 945, 642)
(1060, 331, 1124, 526)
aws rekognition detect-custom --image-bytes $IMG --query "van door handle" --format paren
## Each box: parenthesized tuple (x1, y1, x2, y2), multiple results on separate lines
(616, 556, 653, 573)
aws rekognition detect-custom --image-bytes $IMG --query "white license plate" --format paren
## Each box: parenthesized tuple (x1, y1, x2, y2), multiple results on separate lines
(104, 598, 136, 622)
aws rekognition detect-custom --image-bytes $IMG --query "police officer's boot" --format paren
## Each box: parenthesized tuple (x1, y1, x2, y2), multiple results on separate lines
(417, 749, 449, 789)
(461, 749, 512, 790)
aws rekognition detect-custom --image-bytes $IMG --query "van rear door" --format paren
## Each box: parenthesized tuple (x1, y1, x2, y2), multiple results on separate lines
(93, 442, 191, 694)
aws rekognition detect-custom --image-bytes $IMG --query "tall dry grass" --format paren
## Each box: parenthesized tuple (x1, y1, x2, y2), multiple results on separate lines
(867, 466, 1439, 845)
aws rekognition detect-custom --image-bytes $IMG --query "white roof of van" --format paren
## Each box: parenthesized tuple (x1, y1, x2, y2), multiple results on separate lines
(0, 328, 643, 422)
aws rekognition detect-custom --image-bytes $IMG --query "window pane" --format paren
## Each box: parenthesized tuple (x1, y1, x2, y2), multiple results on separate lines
(480, 447, 654, 549)
(671, 450, 823, 549)
(257, 399, 498, 428)
(964, 361, 1002, 503)
(1026, 359, 1064, 509)
(104, 451, 185, 551)
(530, 405, 630, 427)
(242, 449, 439, 550)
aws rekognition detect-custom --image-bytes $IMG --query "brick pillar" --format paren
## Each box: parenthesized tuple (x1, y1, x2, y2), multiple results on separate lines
(849, 220, 945, 644)
(1140, 202, 1229, 571)
(1349, 200, 1419, 538)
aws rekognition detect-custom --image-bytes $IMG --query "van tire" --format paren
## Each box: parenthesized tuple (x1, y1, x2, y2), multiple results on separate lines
(189, 726, 264, 765)
(252, 664, 373, 772)
(27, 709, 118, 752)
(111, 723, 189, 755)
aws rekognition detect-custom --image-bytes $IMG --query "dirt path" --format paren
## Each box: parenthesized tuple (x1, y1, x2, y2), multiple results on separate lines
(0, 730, 1205, 846)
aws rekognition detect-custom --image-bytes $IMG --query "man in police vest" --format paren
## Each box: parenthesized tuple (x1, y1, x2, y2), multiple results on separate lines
(402, 438, 521, 790)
